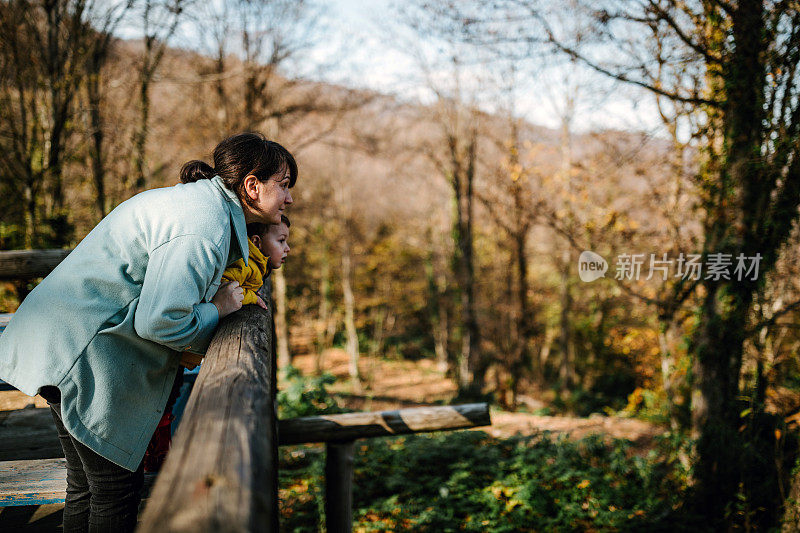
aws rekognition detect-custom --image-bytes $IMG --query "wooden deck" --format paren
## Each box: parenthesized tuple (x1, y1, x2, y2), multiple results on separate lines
(0, 459, 67, 507)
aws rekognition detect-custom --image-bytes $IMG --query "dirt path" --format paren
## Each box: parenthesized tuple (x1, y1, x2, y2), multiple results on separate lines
(292, 348, 663, 448)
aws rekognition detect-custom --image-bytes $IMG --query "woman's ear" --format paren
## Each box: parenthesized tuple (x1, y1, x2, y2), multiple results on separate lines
(243, 174, 259, 200)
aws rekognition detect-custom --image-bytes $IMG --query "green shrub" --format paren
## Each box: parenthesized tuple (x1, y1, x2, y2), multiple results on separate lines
(277, 366, 345, 419)
(279, 430, 697, 532)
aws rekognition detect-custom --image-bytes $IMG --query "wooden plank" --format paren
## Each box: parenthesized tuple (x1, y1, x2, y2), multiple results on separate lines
(0, 459, 157, 508)
(0, 408, 63, 461)
(0, 249, 71, 280)
(324, 441, 355, 533)
(138, 305, 278, 533)
(0, 458, 66, 507)
(278, 403, 491, 445)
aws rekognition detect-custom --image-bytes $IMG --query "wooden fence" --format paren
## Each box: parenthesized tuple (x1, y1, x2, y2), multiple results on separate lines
(0, 249, 72, 280)
(0, 249, 492, 532)
(137, 305, 280, 532)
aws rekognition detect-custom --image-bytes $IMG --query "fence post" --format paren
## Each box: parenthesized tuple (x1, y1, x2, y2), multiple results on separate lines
(325, 440, 355, 533)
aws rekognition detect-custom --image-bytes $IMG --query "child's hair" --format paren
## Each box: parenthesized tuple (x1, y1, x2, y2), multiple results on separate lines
(246, 223, 267, 239)
(245, 215, 290, 238)
(179, 133, 297, 195)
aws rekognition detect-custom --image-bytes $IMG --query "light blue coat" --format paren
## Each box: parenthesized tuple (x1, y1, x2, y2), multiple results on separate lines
(0, 176, 249, 471)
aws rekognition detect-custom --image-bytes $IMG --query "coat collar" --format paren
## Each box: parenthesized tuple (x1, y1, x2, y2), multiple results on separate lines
(211, 175, 249, 267)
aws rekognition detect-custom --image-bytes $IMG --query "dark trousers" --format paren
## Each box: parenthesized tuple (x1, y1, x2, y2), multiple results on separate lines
(43, 387, 144, 533)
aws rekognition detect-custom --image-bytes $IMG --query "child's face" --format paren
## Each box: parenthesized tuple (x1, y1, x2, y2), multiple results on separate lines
(255, 222, 290, 270)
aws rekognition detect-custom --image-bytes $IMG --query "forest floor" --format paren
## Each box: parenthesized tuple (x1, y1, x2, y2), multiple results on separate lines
(292, 348, 664, 454)
(0, 349, 665, 531)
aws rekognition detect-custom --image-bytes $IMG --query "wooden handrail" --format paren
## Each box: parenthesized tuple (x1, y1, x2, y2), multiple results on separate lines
(137, 305, 278, 533)
(0, 249, 72, 280)
(281, 404, 491, 532)
(278, 404, 490, 445)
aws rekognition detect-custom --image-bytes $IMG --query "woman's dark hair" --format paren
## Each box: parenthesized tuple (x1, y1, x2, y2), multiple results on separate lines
(179, 132, 297, 195)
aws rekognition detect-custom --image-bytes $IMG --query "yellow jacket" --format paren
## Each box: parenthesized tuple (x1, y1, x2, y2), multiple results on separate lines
(180, 238, 269, 369)
(221, 238, 270, 305)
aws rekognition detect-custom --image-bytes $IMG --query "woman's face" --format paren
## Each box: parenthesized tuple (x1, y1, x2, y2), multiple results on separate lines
(242, 167, 293, 224)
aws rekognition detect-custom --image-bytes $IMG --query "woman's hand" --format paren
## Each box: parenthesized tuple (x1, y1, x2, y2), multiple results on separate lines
(212, 281, 244, 318)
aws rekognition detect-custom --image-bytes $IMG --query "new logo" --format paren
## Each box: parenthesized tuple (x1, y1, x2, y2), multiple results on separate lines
(578, 251, 608, 282)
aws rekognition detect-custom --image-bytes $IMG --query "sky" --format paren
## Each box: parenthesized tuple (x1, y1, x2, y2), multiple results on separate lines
(315, 1, 666, 136)
(120, 0, 667, 137)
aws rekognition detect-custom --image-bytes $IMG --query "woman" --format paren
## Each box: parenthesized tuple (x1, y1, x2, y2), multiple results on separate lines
(0, 132, 296, 532)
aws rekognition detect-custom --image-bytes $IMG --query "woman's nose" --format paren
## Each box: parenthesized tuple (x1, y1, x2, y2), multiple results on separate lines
(285, 190, 294, 204)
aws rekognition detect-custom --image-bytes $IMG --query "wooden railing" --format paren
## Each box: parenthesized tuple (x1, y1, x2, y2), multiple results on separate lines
(136, 302, 490, 533)
(0, 249, 492, 532)
(0, 249, 72, 280)
(279, 404, 490, 532)
(137, 305, 279, 533)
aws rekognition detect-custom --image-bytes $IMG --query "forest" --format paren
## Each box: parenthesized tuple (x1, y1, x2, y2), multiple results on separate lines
(1, 0, 800, 531)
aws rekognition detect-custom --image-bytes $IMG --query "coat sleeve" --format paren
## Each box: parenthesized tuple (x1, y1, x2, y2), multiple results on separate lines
(134, 235, 223, 354)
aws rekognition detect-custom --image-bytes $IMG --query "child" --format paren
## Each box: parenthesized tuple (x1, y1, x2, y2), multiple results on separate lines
(180, 214, 290, 370)
(143, 215, 291, 471)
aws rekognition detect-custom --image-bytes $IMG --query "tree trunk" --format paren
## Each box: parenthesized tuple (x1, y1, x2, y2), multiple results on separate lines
(558, 248, 574, 391)
(657, 316, 686, 432)
(24, 178, 35, 248)
(689, 3, 771, 525)
(690, 280, 753, 524)
(315, 250, 331, 373)
(782, 457, 800, 532)
(131, 1, 183, 190)
(434, 302, 449, 373)
(557, 95, 575, 393)
(514, 226, 535, 381)
(86, 64, 106, 219)
(341, 235, 360, 387)
(132, 73, 150, 189)
(426, 241, 450, 373)
(462, 157, 483, 392)
(44, 0, 67, 214)
(449, 126, 482, 394)
(538, 328, 555, 382)
(215, 43, 229, 131)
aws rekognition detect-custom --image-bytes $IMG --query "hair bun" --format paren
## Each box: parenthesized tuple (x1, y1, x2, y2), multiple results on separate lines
(179, 160, 216, 183)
